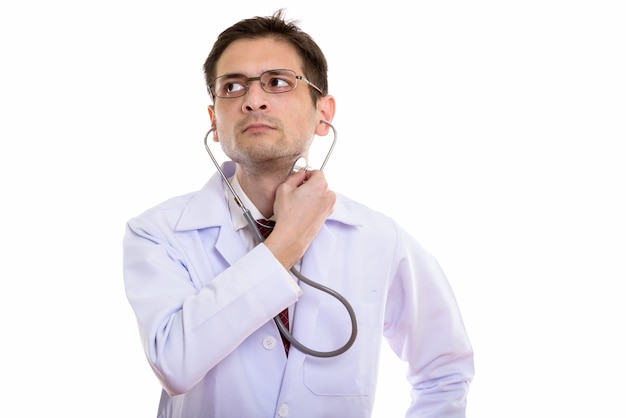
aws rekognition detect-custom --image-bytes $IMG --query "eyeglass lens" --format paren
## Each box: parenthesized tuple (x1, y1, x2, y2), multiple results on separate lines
(214, 69, 298, 98)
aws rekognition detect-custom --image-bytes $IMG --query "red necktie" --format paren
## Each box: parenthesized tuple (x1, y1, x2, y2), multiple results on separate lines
(255, 219, 290, 356)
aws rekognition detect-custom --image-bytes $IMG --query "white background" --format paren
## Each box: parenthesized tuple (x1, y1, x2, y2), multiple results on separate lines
(1, 1, 624, 417)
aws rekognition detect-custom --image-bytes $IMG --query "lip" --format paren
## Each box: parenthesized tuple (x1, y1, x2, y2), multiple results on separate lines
(242, 123, 274, 134)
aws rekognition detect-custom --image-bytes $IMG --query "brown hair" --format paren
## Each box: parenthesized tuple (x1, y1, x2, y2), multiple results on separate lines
(203, 9, 328, 104)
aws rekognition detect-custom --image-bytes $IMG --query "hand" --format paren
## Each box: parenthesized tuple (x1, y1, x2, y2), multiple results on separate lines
(264, 169, 336, 269)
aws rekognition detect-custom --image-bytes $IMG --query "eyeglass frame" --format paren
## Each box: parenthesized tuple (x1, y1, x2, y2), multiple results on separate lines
(207, 68, 324, 100)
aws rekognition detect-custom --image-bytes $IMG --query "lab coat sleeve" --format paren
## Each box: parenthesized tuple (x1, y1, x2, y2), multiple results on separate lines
(123, 215, 301, 395)
(384, 225, 474, 418)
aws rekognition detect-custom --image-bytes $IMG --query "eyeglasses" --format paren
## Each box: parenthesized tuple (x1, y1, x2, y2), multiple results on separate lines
(209, 69, 323, 99)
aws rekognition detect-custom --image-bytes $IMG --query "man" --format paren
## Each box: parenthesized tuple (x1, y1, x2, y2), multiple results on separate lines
(123, 9, 474, 418)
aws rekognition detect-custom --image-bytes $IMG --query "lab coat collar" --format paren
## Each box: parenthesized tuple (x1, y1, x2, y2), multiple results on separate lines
(175, 161, 365, 232)
(174, 162, 237, 232)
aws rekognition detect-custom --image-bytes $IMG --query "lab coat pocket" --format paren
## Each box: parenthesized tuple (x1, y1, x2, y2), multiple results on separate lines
(302, 302, 380, 396)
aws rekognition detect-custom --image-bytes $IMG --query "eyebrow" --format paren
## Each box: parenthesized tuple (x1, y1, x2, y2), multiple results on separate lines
(216, 69, 295, 79)
(215, 72, 247, 79)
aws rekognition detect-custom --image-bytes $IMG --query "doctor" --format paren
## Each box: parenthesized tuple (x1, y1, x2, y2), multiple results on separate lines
(123, 9, 474, 418)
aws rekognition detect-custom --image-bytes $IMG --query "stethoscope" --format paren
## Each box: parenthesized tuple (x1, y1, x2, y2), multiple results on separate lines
(203, 120, 357, 357)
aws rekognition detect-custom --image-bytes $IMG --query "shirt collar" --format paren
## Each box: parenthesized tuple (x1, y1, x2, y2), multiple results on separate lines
(176, 161, 363, 233)
(226, 173, 267, 232)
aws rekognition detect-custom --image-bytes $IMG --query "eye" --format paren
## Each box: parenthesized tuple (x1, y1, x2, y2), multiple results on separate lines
(267, 76, 291, 89)
(262, 70, 297, 92)
(223, 80, 246, 94)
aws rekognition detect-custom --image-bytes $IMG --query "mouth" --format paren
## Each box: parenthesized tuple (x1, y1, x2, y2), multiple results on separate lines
(242, 122, 274, 134)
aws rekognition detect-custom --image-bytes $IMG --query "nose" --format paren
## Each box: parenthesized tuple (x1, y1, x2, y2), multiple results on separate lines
(242, 78, 269, 112)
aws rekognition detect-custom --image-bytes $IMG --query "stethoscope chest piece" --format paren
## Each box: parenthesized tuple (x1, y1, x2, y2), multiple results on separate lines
(291, 156, 312, 174)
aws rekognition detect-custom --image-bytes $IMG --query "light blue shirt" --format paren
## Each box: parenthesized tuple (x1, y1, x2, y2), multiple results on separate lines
(123, 161, 474, 418)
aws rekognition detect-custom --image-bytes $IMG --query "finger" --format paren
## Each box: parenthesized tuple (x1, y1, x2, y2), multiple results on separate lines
(283, 169, 308, 188)
(303, 169, 322, 182)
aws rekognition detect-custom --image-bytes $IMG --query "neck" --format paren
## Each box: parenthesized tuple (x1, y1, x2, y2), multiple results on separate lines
(235, 164, 289, 219)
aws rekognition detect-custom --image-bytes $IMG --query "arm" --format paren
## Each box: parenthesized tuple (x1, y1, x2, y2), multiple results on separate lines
(123, 217, 301, 395)
(384, 227, 474, 417)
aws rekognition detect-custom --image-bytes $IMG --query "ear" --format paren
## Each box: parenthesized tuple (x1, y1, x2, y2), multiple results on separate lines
(314, 95, 336, 136)
(207, 105, 219, 142)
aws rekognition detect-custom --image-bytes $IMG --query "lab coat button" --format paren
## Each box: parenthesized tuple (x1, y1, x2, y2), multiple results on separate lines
(278, 403, 289, 417)
(263, 336, 277, 350)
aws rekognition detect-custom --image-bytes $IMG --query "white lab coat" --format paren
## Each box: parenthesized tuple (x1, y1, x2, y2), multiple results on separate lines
(123, 162, 474, 418)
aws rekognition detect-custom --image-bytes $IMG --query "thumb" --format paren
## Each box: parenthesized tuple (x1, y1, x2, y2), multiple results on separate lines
(283, 169, 308, 189)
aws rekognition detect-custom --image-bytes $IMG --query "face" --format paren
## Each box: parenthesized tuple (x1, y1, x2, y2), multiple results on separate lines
(208, 37, 334, 173)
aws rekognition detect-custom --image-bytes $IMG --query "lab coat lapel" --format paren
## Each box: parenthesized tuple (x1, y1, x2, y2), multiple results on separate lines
(175, 164, 248, 269)
(281, 224, 337, 386)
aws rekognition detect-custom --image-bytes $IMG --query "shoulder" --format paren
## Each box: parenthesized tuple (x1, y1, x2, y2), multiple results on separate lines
(130, 190, 198, 222)
(331, 193, 431, 253)
(126, 175, 228, 234)
(331, 193, 399, 236)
